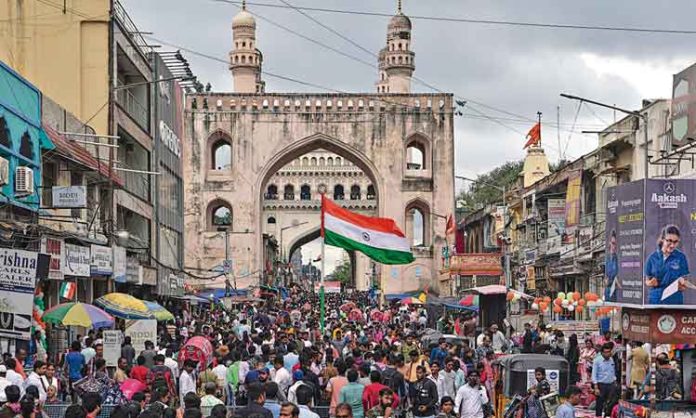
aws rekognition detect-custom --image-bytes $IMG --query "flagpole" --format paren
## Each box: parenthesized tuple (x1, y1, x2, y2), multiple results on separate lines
(537, 111, 543, 147)
(320, 194, 326, 336)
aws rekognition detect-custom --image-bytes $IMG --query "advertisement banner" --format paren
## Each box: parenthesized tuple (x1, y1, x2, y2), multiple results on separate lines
(527, 369, 560, 393)
(605, 179, 696, 308)
(604, 181, 645, 305)
(90, 245, 113, 276)
(622, 308, 696, 345)
(125, 319, 157, 353)
(547, 199, 566, 237)
(642, 179, 696, 306)
(526, 266, 536, 290)
(41, 237, 64, 280)
(113, 246, 126, 283)
(672, 63, 696, 143)
(0, 249, 39, 339)
(64, 244, 90, 277)
(102, 330, 121, 367)
(564, 171, 582, 244)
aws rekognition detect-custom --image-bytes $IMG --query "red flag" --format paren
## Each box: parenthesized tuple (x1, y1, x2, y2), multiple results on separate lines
(445, 214, 455, 236)
(523, 122, 541, 149)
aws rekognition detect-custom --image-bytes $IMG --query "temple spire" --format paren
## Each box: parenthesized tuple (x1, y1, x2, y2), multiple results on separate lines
(242, 0, 246, 10)
(397, 0, 402, 14)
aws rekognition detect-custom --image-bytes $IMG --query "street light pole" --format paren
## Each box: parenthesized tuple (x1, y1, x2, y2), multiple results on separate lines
(560, 93, 650, 180)
(279, 221, 309, 286)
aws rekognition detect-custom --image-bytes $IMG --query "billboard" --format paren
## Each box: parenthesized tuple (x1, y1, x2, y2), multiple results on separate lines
(672, 63, 696, 143)
(605, 179, 696, 307)
(0, 249, 39, 339)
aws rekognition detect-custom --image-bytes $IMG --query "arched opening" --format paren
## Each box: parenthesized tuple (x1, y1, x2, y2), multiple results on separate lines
(319, 157, 325, 166)
(207, 200, 232, 230)
(310, 157, 317, 166)
(300, 184, 311, 200)
(267, 216, 276, 224)
(284, 184, 295, 200)
(302, 157, 309, 166)
(257, 135, 383, 285)
(211, 139, 232, 170)
(286, 228, 357, 290)
(333, 184, 344, 200)
(350, 185, 361, 200)
(19, 132, 33, 160)
(405, 199, 430, 247)
(327, 157, 333, 166)
(367, 185, 376, 200)
(265, 184, 278, 200)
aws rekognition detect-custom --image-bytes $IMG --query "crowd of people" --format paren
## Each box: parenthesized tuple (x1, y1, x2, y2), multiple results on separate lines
(0, 288, 684, 418)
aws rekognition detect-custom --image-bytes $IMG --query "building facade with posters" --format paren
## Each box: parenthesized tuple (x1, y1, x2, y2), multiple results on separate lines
(0, 1, 195, 301)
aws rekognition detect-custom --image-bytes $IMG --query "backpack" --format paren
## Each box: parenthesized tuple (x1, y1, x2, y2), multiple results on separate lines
(382, 367, 402, 393)
(150, 366, 170, 393)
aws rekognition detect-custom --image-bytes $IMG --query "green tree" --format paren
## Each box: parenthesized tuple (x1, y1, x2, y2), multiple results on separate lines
(457, 160, 523, 213)
(333, 260, 352, 285)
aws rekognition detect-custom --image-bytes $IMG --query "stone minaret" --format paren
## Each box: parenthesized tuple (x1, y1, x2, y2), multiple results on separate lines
(376, 0, 415, 93)
(229, 0, 265, 93)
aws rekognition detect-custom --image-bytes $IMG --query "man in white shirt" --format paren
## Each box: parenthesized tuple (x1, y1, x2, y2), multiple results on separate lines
(455, 370, 488, 418)
(0, 366, 10, 402)
(271, 356, 292, 395)
(24, 360, 46, 402)
(179, 360, 197, 406)
(212, 357, 228, 389)
(164, 349, 179, 380)
(5, 359, 24, 396)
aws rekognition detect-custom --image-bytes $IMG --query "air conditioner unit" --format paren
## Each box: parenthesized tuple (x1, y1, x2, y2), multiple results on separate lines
(15, 167, 34, 195)
(0, 157, 8, 186)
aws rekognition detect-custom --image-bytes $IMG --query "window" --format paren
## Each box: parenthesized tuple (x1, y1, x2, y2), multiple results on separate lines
(212, 206, 231, 227)
(411, 208, 425, 246)
(284, 184, 295, 200)
(212, 140, 232, 170)
(266, 185, 278, 200)
(302, 157, 309, 166)
(327, 157, 333, 166)
(406, 143, 425, 170)
(366, 185, 376, 200)
(310, 157, 317, 166)
(0, 118, 9, 148)
(334, 184, 344, 200)
(335, 157, 342, 166)
(350, 185, 361, 200)
(19, 132, 33, 160)
(42, 162, 57, 207)
(319, 157, 325, 166)
(300, 185, 311, 200)
(267, 216, 276, 224)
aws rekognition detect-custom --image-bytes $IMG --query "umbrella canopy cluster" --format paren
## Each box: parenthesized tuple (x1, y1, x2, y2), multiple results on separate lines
(95, 293, 173, 321)
(43, 302, 114, 329)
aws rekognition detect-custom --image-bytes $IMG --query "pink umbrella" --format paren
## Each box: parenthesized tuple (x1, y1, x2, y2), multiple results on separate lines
(349, 308, 364, 322)
(120, 378, 146, 400)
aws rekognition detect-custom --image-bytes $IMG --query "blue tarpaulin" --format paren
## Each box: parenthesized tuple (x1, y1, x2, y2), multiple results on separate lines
(196, 288, 248, 301)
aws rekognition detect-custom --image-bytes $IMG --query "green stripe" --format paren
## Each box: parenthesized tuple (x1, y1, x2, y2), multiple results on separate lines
(324, 229, 414, 265)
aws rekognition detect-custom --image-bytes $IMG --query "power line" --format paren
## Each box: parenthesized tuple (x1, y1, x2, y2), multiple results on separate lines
(215, 0, 696, 35)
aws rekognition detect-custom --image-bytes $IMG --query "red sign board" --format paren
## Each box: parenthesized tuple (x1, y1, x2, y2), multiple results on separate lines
(449, 253, 502, 276)
(622, 308, 696, 344)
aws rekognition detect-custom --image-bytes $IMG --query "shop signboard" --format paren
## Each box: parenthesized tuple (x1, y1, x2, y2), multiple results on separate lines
(113, 246, 126, 283)
(51, 186, 86, 208)
(547, 199, 566, 238)
(622, 308, 696, 345)
(41, 237, 64, 280)
(605, 179, 696, 307)
(90, 245, 113, 276)
(449, 254, 503, 276)
(125, 319, 157, 352)
(126, 257, 142, 284)
(564, 171, 582, 244)
(0, 249, 39, 339)
(102, 330, 121, 367)
(64, 244, 90, 277)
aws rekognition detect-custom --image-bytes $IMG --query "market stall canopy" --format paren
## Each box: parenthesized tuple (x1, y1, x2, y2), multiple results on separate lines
(462, 285, 532, 298)
(43, 302, 114, 329)
(177, 294, 211, 304)
(94, 293, 153, 320)
(143, 301, 174, 322)
(400, 297, 424, 305)
(196, 288, 247, 302)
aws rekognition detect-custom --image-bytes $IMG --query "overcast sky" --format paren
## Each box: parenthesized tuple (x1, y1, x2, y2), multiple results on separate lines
(122, 0, 696, 271)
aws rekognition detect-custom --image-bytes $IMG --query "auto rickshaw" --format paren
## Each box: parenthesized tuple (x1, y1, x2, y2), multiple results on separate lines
(493, 354, 569, 418)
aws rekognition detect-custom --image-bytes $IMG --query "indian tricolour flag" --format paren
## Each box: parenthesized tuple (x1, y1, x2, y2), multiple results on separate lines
(60, 282, 76, 299)
(321, 195, 414, 264)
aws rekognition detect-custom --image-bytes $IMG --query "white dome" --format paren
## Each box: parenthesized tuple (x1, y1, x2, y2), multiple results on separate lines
(233, 9, 256, 29)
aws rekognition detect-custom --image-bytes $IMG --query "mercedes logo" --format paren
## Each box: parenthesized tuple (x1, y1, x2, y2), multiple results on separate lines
(664, 182, 676, 193)
(361, 232, 370, 242)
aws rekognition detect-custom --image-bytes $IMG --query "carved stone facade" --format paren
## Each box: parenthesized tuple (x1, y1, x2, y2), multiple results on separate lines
(182, 3, 456, 295)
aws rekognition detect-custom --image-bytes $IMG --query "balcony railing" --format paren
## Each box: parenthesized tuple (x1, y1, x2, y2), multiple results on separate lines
(122, 167, 150, 202)
(264, 193, 278, 200)
(116, 88, 149, 130)
(334, 194, 345, 200)
(284, 193, 295, 200)
(350, 194, 361, 200)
